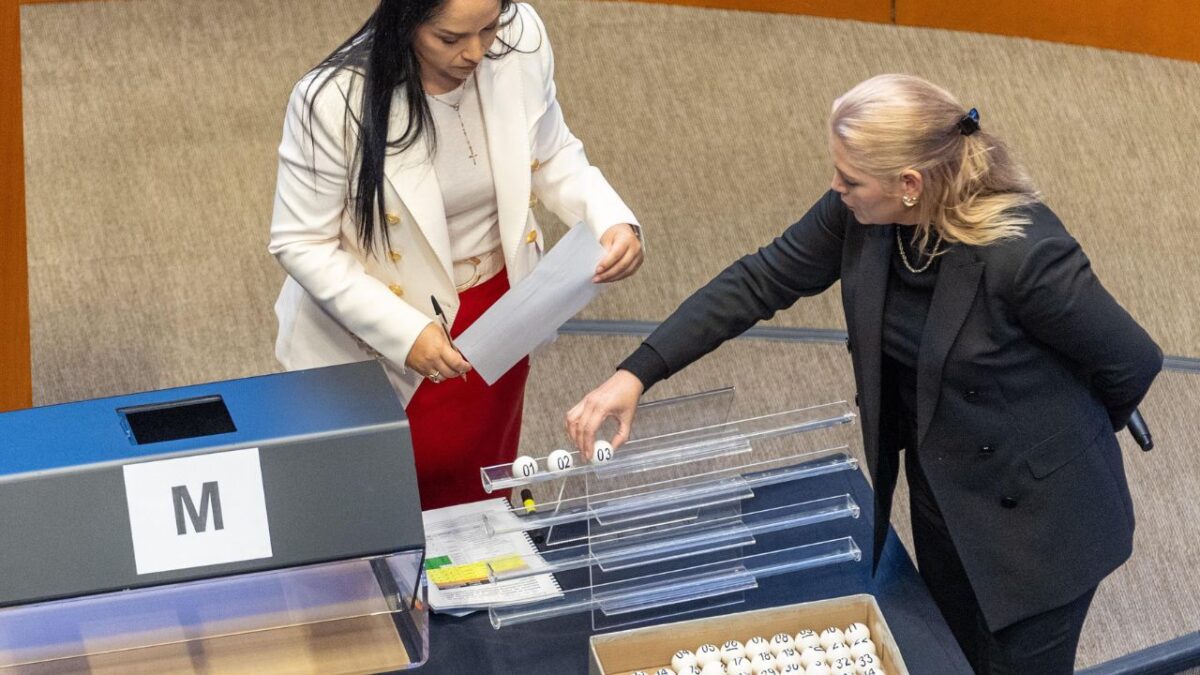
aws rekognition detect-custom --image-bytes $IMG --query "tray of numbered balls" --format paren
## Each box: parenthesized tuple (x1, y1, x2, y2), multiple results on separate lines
(588, 594, 905, 675)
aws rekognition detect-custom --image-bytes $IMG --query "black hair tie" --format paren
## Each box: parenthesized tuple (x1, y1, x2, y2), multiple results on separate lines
(958, 108, 980, 136)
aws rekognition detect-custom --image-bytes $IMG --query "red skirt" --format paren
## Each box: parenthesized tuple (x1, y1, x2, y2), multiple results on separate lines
(405, 271, 530, 511)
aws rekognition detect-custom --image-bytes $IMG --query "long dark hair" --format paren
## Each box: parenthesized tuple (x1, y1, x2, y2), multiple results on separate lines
(303, 0, 522, 256)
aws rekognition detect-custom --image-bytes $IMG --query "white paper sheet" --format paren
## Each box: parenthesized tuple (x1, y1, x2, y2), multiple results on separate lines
(456, 222, 604, 384)
(422, 498, 562, 615)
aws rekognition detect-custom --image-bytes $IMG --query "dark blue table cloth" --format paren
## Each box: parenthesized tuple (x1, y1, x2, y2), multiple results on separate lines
(422, 467, 971, 674)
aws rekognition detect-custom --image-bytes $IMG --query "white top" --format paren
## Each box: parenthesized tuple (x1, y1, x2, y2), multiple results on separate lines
(426, 75, 502, 263)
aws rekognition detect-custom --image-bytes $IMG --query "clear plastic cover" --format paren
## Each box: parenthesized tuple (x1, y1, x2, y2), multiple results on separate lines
(0, 552, 428, 671)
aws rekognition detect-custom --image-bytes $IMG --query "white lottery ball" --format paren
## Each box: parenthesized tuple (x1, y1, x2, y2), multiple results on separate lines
(832, 669, 856, 675)
(805, 663, 831, 675)
(592, 439, 615, 463)
(721, 640, 746, 663)
(699, 664, 726, 675)
(798, 647, 826, 669)
(749, 651, 775, 672)
(855, 653, 880, 671)
(861, 668, 886, 675)
(726, 656, 755, 675)
(779, 664, 804, 674)
(757, 669, 780, 675)
(769, 633, 795, 655)
(745, 636, 770, 653)
(850, 639, 877, 659)
(672, 650, 698, 672)
(825, 643, 850, 663)
(775, 647, 801, 667)
(510, 455, 538, 478)
(843, 622, 870, 643)
(696, 644, 721, 667)
(818, 627, 845, 650)
(681, 668, 703, 675)
(547, 448, 574, 472)
(653, 669, 677, 675)
(829, 656, 855, 672)
(632, 672, 649, 675)
(794, 630, 821, 651)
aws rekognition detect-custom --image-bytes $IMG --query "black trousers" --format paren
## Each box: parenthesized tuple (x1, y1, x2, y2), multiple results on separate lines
(905, 444, 1096, 674)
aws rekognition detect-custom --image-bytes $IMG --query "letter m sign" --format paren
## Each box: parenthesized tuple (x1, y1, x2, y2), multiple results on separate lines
(172, 482, 225, 535)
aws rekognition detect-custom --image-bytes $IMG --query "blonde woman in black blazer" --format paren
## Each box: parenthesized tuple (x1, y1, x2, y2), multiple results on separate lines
(566, 74, 1162, 673)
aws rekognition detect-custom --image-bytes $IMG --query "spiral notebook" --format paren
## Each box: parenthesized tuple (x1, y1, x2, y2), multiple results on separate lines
(422, 498, 563, 615)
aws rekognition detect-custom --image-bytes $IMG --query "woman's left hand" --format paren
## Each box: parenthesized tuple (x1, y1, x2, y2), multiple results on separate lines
(594, 223, 643, 283)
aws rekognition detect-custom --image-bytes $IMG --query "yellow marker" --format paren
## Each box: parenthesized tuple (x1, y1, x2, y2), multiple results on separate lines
(521, 488, 536, 514)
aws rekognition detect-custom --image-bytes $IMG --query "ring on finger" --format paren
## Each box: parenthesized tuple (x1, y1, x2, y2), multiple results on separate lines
(428, 370, 442, 383)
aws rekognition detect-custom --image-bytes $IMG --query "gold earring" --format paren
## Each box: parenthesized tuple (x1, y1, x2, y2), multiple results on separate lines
(902, 195, 918, 207)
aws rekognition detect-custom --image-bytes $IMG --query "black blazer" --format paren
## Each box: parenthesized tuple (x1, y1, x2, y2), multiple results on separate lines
(641, 190, 1163, 630)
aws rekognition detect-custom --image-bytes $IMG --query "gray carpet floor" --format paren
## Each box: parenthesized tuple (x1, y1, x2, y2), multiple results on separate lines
(20, 0, 1200, 670)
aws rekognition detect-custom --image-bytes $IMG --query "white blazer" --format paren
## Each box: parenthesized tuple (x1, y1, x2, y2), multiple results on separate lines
(269, 3, 638, 406)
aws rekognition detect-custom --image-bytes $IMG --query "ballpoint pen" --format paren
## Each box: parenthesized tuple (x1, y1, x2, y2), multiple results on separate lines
(431, 295, 468, 381)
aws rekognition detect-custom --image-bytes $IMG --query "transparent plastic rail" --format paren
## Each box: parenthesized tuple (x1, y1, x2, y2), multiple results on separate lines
(488, 495, 860, 582)
(484, 450, 858, 537)
(488, 537, 861, 629)
(480, 401, 855, 493)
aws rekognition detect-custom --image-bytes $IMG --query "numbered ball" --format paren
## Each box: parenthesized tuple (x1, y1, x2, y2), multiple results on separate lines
(855, 653, 879, 670)
(745, 636, 770, 652)
(726, 656, 754, 675)
(829, 656, 855, 672)
(860, 667, 886, 675)
(779, 664, 804, 674)
(749, 650, 775, 671)
(548, 448, 574, 472)
(758, 668, 780, 675)
(510, 455, 538, 478)
(804, 662, 831, 675)
(769, 632, 795, 655)
(798, 647, 826, 669)
(721, 640, 746, 663)
(794, 630, 820, 651)
(672, 650, 698, 672)
(850, 638, 877, 659)
(843, 622, 870, 643)
(775, 647, 801, 668)
(695, 644, 721, 667)
(818, 627, 845, 650)
(653, 669, 676, 675)
(592, 440, 615, 463)
(825, 642, 850, 663)
(699, 663, 726, 675)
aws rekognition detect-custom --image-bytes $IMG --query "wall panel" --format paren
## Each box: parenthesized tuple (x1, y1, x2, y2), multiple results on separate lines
(1, 0, 31, 412)
(608, 0, 892, 23)
(896, 0, 1199, 63)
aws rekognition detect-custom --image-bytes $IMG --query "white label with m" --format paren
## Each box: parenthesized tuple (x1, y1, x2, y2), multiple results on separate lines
(123, 447, 273, 575)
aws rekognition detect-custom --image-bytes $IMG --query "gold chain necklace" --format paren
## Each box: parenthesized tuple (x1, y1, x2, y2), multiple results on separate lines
(428, 76, 479, 166)
(895, 228, 941, 274)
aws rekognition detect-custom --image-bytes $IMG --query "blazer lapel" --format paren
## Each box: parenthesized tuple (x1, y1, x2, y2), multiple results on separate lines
(916, 245, 984, 448)
(853, 225, 894, 459)
(383, 91, 453, 284)
(476, 54, 531, 267)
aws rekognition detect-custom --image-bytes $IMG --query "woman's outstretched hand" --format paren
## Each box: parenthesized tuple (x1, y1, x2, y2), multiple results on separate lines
(566, 370, 645, 460)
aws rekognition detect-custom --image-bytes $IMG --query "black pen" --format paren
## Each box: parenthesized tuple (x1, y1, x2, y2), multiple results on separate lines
(431, 295, 467, 380)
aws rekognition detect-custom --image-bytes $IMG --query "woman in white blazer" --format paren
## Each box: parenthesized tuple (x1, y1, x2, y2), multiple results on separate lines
(269, 0, 642, 509)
